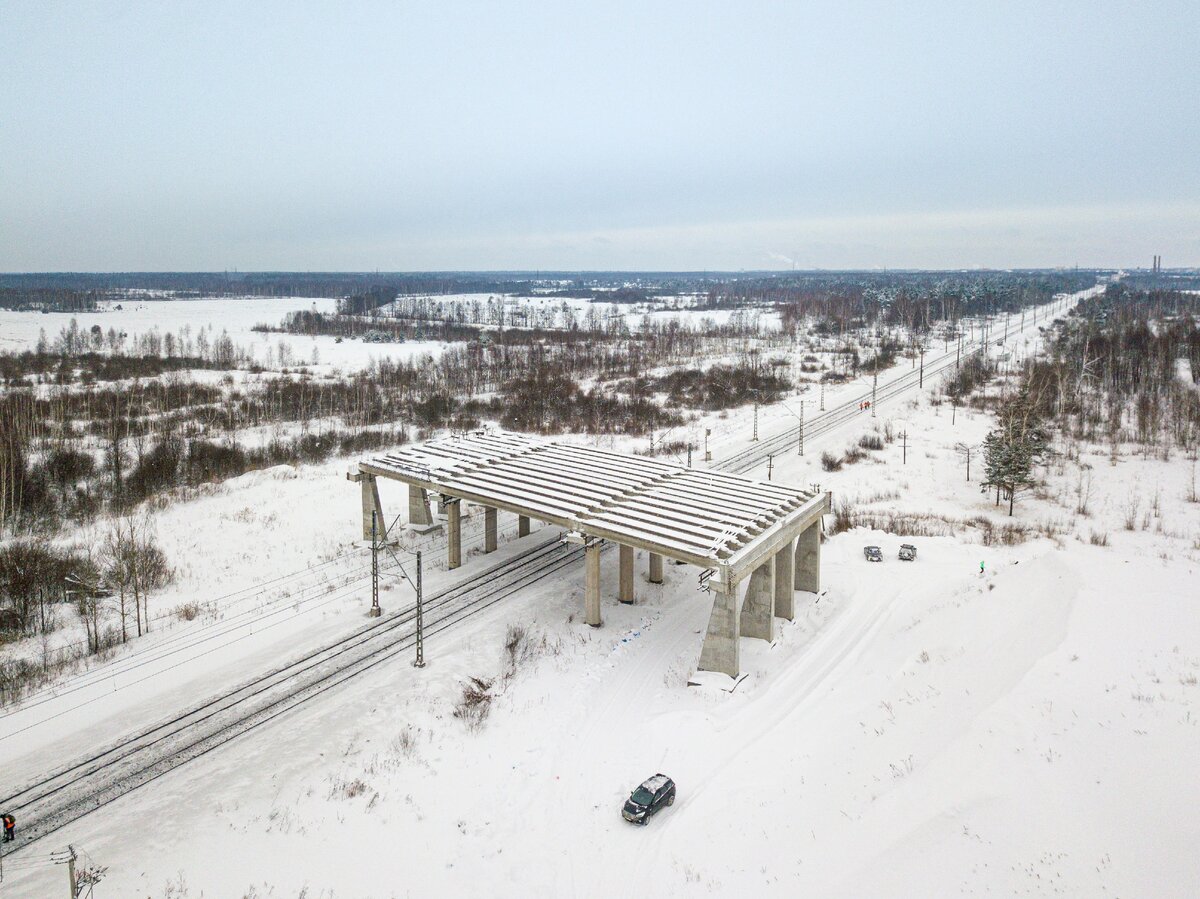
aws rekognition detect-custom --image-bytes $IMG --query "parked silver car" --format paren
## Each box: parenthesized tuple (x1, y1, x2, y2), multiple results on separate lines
(863, 545, 883, 562)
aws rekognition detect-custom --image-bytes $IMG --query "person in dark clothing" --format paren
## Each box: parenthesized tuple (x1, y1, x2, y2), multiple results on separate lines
(1, 813, 13, 841)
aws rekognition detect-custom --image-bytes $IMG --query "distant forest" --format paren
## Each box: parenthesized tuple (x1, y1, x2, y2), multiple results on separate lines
(1, 269, 1113, 313)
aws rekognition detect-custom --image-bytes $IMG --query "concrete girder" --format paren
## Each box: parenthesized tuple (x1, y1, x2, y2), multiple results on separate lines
(358, 457, 829, 577)
(518, 515, 531, 537)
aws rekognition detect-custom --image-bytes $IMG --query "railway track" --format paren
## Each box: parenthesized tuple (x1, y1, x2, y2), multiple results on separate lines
(0, 298, 1071, 857)
(0, 536, 595, 850)
(716, 339, 985, 476)
(718, 289, 1077, 475)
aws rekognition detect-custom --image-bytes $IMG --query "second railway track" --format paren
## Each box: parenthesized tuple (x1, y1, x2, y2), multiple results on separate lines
(0, 536, 594, 850)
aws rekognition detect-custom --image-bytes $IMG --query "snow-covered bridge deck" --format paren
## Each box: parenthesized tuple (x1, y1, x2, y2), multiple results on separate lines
(352, 432, 830, 676)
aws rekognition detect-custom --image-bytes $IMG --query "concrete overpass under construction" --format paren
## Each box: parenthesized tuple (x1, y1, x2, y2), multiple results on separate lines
(350, 432, 830, 678)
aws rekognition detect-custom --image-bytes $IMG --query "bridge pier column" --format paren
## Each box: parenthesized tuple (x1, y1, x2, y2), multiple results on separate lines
(619, 544, 635, 603)
(484, 507, 498, 553)
(774, 537, 796, 620)
(648, 552, 663, 584)
(447, 500, 461, 570)
(739, 560, 775, 641)
(585, 541, 602, 627)
(518, 514, 531, 537)
(407, 484, 433, 527)
(698, 578, 741, 677)
(361, 474, 385, 540)
(795, 520, 821, 594)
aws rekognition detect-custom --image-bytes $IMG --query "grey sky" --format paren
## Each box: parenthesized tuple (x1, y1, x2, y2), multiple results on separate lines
(3, 1, 1197, 271)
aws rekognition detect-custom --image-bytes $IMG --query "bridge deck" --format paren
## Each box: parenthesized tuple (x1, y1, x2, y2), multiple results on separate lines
(357, 431, 828, 582)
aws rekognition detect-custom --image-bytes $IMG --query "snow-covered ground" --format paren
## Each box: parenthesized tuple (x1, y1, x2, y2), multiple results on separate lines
(377, 291, 781, 332)
(11, 288, 1194, 897)
(0, 290, 775, 380)
(0, 297, 449, 372)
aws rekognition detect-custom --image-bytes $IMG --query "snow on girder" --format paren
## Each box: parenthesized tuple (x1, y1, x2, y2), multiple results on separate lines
(359, 431, 828, 578)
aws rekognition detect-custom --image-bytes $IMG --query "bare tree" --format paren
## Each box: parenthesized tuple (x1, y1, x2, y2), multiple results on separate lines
(1074, 466, 1094, 516)
(99, 512, 171, 640)
(100, 518, 135, 642)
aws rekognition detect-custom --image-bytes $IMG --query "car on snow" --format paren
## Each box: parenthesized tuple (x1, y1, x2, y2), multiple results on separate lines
(898, 543, 917, 561)
(622, 774, 676, 825)
(863, 545, 883, 562)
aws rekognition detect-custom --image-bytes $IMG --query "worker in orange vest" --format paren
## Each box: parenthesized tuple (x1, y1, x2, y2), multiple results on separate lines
(1, 812, 14, 841)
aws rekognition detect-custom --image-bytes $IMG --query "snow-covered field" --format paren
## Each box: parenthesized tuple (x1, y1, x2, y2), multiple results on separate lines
(0, 297, 448, 372)
(0, 290, 775, 380)
(7, 288, 1197, 897)
(378, 291, 781, 331)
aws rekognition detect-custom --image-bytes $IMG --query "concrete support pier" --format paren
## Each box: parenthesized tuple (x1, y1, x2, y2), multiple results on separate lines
(360, 474, 385, 540)
(648, 552, 664, 584)
(619, 544, 635, 603)
(774, 538, 796, 620)
(698, 579, 741, 677)
(484, 507, 498, 553)
(795, 521, 821, 594)
(447, 500, 462, 569)
(585, 541, 602, 627)
(518, 515, 531, 537)
(408, 484, 433, 528)
(739, 561, 776, 642)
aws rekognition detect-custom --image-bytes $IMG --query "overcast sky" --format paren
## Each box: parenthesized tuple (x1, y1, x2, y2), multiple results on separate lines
(3, 1, 1198, 271)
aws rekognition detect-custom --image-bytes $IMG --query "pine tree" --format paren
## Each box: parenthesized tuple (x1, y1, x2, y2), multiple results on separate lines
(981, 387, 1050, 515)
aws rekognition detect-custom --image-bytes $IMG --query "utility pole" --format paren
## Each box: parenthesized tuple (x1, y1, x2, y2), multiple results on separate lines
(767, 453, 773, 481)
(67, 846, 77, 899)
(819, 379, 825, 411)
(871, 362, 878, 418)
(901, 429, 908, 464)
(918, 344, 925, 389)
(370, 511, 381, 617)
(955, 441, 972, 481)
(704, 428, 711, 462)
(798, 400, 805, 456)
(956, 334, 961, 369)
(752, 401, 759, 441)
(413, 550, 425, 668)
(687, 443, 693, 468)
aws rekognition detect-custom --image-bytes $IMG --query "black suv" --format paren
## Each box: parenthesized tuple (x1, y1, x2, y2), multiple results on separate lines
(622, 774, 676, 825)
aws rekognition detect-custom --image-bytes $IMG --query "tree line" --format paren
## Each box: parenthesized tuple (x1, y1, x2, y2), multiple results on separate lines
(978, 285, 1200, 516)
